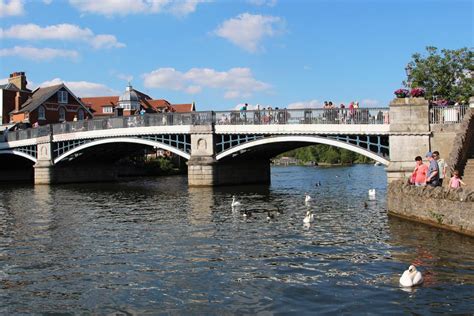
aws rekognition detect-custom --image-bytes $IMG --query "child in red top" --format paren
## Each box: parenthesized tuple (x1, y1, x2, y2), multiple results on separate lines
(449, 170, 466, 189)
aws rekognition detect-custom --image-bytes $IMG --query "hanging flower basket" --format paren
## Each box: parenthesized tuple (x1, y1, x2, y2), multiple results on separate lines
(394, 88, 409, 98)
(410, 88, 425, 98)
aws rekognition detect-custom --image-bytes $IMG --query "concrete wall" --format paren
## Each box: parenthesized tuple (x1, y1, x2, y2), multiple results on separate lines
(430, 123, 463, 162)
(387, 180, 474, 236)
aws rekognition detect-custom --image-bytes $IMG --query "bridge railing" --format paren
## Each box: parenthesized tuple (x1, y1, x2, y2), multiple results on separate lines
(2, 108, 390, 141)
(429, 105, 469, 124)
(214, 108, 390, 125)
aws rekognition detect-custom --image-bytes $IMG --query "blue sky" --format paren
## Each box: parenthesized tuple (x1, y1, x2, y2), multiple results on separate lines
(0, 0, 472, 111)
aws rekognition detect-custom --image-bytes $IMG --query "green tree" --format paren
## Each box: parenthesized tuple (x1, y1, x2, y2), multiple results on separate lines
(405, 46, 473, 102)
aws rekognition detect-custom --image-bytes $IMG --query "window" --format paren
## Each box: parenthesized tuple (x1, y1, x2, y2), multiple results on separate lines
(77, 109, 84, 120)
(103, 106, 113, 113)
(38, 106, 46, 120)
(58, 90, 68, 104)
(59, 107, 66, 121)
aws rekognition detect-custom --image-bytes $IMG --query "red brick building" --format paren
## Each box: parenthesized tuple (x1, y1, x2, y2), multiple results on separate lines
(0, 72, 92, 126)
(80, 84, 195, 117)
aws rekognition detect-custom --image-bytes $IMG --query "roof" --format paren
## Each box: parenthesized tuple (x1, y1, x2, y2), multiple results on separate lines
(0, 83, 21, 91)
(14, 84, 63, 113)
(81, 96, 119, 114)
(146, 99, 171, 110)
(172, 103, 195, 112)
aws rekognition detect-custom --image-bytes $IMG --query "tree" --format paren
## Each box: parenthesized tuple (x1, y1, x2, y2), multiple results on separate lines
(405, 46, 473, 102)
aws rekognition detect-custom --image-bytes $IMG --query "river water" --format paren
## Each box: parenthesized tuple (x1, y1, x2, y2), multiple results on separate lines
(0, 165, 473, 314)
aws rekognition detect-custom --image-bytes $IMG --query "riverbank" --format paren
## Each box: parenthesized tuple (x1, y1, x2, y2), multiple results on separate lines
(387, 180, 474, 237)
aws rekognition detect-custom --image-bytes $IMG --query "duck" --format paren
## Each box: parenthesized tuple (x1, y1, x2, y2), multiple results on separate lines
(399, 265, 423, 287)
(368, 189, 376, 199)
(231, 195, 241, 208)
(266, 212, 274, 220)
(303, 210, 314, 223)
(305, 193, 312, 204)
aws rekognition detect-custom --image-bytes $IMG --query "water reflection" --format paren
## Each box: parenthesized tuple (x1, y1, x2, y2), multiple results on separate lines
(0, 166, 473, 314)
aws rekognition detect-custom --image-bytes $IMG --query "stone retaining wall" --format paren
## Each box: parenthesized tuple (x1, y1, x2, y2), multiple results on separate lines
(387, 180, 474, 237)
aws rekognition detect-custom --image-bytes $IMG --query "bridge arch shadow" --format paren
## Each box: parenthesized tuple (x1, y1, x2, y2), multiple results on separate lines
(54, 137, 190, 164)
(0, 149, 37, 163)
(215, 135, 390, 165)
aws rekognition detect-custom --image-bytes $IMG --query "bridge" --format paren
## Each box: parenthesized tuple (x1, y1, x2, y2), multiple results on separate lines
(0, 98, 470, 186)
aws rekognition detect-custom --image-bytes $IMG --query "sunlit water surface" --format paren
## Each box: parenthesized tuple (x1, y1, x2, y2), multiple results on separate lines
(0, 165, 473, 314)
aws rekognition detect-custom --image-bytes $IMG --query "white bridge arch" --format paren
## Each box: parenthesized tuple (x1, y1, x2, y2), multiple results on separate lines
(0, 150, 37, 163)
(215, 135, 390, 165)
(54, 137, 190, 164)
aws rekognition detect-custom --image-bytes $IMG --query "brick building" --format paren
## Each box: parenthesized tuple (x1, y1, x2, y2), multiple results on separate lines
(0, 72, 92, 126)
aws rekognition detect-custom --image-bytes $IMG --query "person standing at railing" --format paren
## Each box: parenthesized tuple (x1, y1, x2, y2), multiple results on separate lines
(348, 102, 355, 124)
(340, 104, 346, 123)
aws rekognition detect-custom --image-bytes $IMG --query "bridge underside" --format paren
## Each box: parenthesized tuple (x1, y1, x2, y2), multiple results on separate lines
(0, 154, 34, 182)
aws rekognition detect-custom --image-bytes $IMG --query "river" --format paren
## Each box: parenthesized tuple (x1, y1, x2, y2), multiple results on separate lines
(0, 165, 473, 314)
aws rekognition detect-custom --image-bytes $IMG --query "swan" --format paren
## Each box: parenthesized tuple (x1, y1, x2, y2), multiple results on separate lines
(368, 189, 376, 199)
(399, 265, 423, 287)
(231, 195, 241, 208)
(305, 193, 312, 204)
(303, 210, 314, 223)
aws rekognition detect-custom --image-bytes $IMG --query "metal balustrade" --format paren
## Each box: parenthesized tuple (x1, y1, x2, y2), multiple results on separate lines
(214, 108, 390, 125)
(2, 108, 391, 142)
(429, 105, 469, 124)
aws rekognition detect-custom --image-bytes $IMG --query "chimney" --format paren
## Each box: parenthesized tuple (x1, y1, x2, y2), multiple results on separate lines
(8, 71, 28, 90)
(15, 91, 21, 112)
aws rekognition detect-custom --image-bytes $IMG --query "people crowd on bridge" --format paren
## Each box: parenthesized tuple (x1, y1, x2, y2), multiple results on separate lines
(409, 150, 465, 189)
(218, 101, 389, 125)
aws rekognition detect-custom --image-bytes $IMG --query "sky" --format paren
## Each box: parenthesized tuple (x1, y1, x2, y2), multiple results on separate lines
(0, 0, 472, 111)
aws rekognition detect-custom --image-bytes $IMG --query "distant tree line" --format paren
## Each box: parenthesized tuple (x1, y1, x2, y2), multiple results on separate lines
(276, 145, 373, 165)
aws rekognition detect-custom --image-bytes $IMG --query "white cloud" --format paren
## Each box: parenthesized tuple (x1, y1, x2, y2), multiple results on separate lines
(361, 98, 380, 107)
(0, 0, 24, 17)
(116, 73, 134, 82)
(68, 0, 206, 17)
(0, 77, 8, 85)
(0, 23, 125, 49)
(43, 0, 52, 4)
(0, 46, 79, 61)
(143, 67, 271, 99)
(214, 13, 285, 53)
(287, 99, 323, 109)
(40, 78, 120, 97)
(247, 0, 277, 7)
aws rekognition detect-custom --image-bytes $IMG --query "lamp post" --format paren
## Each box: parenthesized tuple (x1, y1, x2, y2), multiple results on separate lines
(404, 64, 413, 89)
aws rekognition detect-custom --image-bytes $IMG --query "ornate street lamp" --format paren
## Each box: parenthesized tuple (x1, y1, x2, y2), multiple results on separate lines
(405, 64, 413, 89)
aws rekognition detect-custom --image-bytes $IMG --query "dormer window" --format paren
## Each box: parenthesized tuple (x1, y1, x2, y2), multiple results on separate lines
(58, 90, 68, 104)
(103, 106, 113, 113)
(38, 106, 46, 120)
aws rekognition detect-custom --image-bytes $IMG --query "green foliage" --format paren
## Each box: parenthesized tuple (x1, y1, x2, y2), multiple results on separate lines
(277, 144, 372, 165)
(405, 46, 473, 102)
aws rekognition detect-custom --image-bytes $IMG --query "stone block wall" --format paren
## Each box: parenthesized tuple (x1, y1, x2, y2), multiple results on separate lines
(387, 180, 474, 236)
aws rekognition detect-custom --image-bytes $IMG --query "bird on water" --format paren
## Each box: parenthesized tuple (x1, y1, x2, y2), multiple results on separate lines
(399, 265, 423, 287)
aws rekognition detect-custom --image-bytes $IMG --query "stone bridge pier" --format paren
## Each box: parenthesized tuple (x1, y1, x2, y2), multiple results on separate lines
(187, 125, 270, 186)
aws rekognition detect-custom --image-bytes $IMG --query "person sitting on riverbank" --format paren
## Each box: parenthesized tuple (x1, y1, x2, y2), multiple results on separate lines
(410, 156, 428, 186)
(425, 152, 440, 187)
(449, 170, 466, 189)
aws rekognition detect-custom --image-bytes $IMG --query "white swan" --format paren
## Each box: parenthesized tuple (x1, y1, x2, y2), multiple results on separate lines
(231, 195, 241, 208)
(303, 210, 314, 223)
(305, 193, 312, 204)
(399, 265, 423, 287)
(368, 189, 376, 199)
